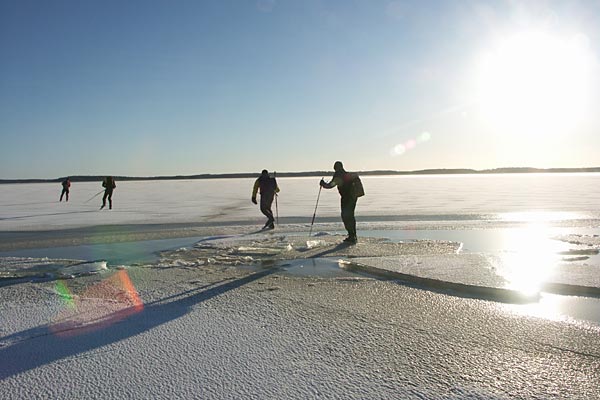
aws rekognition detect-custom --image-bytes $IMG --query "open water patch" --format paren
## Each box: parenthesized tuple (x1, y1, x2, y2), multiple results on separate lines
(0, 236, 205, 266)
(0, 236, 206, 283)
(0, 257, 108, 282)
(505, 293, 600, 327)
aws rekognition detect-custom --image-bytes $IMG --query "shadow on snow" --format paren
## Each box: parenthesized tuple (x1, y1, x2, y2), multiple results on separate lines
(0, 267, 277, 380)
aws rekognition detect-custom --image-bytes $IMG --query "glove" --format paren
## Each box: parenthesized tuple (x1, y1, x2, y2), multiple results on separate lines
(252, 197, 257, 204)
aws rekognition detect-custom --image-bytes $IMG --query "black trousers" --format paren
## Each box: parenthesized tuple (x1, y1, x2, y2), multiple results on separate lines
(340, 196, 357, 237)
(60, 188, 69, 201)
(102, 189, 113, 209)
(260, 192, 275, 224)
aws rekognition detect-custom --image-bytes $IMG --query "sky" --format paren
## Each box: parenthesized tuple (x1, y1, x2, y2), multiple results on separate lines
(1, 0, 600, 179)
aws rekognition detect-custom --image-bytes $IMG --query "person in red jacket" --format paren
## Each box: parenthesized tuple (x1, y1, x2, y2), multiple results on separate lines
(59, 177, 71, 202)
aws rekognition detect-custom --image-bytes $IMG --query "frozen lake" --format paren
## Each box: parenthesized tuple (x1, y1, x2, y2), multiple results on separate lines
(2, 175, 600, 399)
(2, 173, 600, 325)
(2, 173, 600, 231)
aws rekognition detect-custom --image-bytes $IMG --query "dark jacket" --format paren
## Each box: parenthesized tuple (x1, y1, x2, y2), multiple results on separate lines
(252, 176, 279, 198)
(102, 177, 116, 191)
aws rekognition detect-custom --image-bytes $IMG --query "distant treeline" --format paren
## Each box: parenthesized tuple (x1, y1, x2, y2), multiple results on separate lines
(2, 167, 600, 184)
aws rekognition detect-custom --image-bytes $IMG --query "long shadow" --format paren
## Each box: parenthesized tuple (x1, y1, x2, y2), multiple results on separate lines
(0, 275, 55, 288)
(244, 228, 271, 236)
(307, 242, 352, 259)
(201, 199, 249, 222)
(0, 201, 58, 207)
(0, 210, 98, 221)
(340, 261, 541, 304)
(0, 267, 276, 380)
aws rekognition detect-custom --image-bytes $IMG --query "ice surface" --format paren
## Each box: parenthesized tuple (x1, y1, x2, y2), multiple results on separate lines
(155, 233, 600, 302)
(2, 174, 600, 231)
(2, 176, 600, 398)
(1, 257, 599, 399)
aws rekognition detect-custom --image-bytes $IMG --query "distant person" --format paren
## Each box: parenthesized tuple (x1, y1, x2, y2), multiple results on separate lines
(59, 177, 71, 202)
(101, 176, 116, 210)
(320, 161, 364, 244)
(252, 169, 280, 230)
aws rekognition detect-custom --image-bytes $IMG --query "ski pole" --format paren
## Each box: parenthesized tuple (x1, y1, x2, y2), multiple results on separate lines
(308, 179, 323, 237)
(85, 190, 104, 203)
(275, 194, 279, 226)
(274, 171, 279, 226)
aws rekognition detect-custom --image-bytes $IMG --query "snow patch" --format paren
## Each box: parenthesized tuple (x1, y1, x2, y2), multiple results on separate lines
(305, 240, 326, 249)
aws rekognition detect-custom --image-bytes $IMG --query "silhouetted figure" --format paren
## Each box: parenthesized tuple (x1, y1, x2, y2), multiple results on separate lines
(59, 177, 71, 202)
(320, 161, 364, 244)
(252, 169, 280, 229)
(101, 176, 116, 210)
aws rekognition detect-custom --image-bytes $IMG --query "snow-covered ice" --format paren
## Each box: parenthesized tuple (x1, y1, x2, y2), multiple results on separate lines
(1, 258, 599, 399)
(2, 175, 600, 398)
(2, 174, 600, 231)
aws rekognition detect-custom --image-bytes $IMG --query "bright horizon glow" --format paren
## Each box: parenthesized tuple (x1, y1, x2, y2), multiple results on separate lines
(474, 30, 593, 138)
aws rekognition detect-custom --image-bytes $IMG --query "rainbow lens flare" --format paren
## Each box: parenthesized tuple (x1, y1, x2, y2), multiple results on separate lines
(51, 270, 144, 337)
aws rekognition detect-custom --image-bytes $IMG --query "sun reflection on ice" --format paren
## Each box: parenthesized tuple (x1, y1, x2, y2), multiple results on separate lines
(497, 223, 559, 296)
(491, 220, 600, 325)
(498, 211, 584, 223)
(509, 294, 568, 323)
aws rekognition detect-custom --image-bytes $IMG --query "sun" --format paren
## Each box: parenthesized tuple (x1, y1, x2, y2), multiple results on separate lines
(474, 31, 593, 138)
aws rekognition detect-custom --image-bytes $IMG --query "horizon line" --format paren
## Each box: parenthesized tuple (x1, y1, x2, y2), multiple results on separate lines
(2, 166, 600, 184)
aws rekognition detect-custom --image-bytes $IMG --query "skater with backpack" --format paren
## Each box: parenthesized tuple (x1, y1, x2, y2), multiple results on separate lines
(59, 177, 71, 202)
(252, 169, 280, 230)
(320, 161, 364, 243)
(101, 176, 116, 210)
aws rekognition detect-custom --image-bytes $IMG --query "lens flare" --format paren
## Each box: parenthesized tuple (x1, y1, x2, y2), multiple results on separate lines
(418, 131, 431, 142)
(393, 144, 406, 155)
(55, 280, 76, 309)
(391, 132, 432, 157)
(50, 269, 144, 337)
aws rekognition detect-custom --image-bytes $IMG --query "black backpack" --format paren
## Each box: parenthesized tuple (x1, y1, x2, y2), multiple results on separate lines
(349, 173, 365, 197)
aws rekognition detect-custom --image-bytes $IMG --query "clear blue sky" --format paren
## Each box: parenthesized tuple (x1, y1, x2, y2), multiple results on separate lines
(2, 0, 600, 179)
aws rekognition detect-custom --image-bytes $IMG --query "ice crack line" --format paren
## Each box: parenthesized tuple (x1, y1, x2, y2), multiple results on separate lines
(538, 342, 600, 359)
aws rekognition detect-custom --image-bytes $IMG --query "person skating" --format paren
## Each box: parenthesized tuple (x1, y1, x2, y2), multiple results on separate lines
(59, 177, 71, 202)
(100, 176, 116, 210)
(252, 169, 280, 230)
(320, 161, 364, 244)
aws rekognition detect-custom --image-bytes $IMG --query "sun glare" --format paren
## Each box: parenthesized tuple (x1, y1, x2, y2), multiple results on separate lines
(474, 31, 593, 138)
(492, 223, 561, 297)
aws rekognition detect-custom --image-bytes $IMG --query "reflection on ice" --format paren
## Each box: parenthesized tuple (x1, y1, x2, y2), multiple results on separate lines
(275, 258, 364, 278)
(491, 223, 562, 296)
(498, 211, 585, 222)
(487, 223, 600, 324)
(506, 294, 600, 328)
